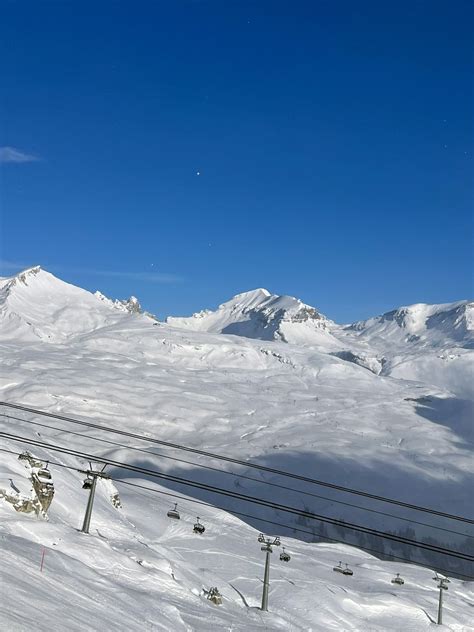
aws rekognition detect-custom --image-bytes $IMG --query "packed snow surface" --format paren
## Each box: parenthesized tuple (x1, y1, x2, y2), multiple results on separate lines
(0, 267, 473, 631)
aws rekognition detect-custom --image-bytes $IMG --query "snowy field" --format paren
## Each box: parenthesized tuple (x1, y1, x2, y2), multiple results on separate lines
(0, 267, 473, 630)
(1, 460, 473, 632)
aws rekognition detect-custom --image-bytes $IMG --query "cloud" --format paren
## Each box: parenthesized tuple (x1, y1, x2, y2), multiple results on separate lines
(0, 260, 182, 284)
(0, 146, 40, 163)
(79, 268, 183, 284)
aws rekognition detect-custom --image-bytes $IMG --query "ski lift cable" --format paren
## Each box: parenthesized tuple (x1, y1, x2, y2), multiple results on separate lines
(1, 445, 471, 580)
(3, 412, 472, 540)
(1, 429, 473, 561)
(1, 430, 473, 563)
(1, 401, 472, 525)
(111, 479, 474, 581)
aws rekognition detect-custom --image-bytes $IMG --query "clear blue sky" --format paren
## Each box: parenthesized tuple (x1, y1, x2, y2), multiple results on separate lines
(0, 1, 472, 322)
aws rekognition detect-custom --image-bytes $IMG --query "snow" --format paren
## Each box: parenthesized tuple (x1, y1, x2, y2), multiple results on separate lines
(0, 267, 130, 343)
(0, 267, 473, 630)
(167, 288, 338, 347)
(1, 463, 473, 632)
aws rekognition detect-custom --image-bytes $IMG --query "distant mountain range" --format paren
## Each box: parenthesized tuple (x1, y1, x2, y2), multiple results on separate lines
(1, 266, 472, 395)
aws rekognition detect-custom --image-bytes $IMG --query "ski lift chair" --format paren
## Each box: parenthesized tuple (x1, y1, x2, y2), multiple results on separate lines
(333, 561, 344, 573)
(167, 503, 180, 520)
(279, 547, 291, 563)
(391, 573, 404, 585)
(193, 517, 205, 534)
(342, 564, 353, 576)
(82, 476, 93, 490)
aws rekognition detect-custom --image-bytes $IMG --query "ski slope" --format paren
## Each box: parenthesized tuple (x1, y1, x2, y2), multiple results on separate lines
(0, 266, 473, 630)
(1, 451, 473, 632)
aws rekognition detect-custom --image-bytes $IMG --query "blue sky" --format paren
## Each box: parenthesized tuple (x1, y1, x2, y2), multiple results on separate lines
(0, 1, 472, 322)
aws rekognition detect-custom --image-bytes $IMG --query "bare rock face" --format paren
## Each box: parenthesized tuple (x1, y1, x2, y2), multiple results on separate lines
(330, 350, 384, 375)
(94, 291, 143, 314)
(120, 296, 142, 314)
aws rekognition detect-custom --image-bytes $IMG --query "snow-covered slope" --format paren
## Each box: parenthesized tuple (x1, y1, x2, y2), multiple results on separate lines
(346, 301, 473, 349)
(2, 450, 472, 632)
(0, 267, 473, 630)
(0, 266, 136, 343)
(337, 302, 474, 396)
(167, 288, 474, 394)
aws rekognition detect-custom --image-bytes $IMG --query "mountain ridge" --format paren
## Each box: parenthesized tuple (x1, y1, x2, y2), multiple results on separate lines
(2, 266, 471, 346)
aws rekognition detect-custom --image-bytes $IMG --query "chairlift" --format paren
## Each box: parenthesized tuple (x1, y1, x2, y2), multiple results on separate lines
(167, 503, 180, 520)
(37, 468, 52, 481)
(333, 561, 344, 573)
(279, 547, 291, 563)
(342, 564, 353, 576)
(82, 476, 93, 490)
(391, 573, 404, 585)
(193, 517, 205, 534)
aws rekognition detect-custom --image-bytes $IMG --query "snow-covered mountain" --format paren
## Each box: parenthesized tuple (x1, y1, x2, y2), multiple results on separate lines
(339, 302, 473, 397)
(0, 267, 473, 630)
(167, 288, 341, 348)
(0, 266, 139, 343)
(168, 287, 473, 394)
(345, 301, 473, 349)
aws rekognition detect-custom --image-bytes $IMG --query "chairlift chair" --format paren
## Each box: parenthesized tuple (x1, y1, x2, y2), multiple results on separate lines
(333, 561, 344, 573)
(342, 564, 354, 576)
(279, 547, 291, 563)
(167, 503, 180, 520)
(193, 517, 205, 534)
(391, 573, 404, 585)
(82, 476, 93, 490)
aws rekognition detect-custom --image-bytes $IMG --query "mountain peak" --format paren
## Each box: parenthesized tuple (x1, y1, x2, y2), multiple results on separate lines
(219, 288, 272, 312)
(167, 288, 336, 345)
(348, 300, 473, 349)
(94, 290, 143, 314)
(0, 266, 143, 344)
(7, 265, 42, 287)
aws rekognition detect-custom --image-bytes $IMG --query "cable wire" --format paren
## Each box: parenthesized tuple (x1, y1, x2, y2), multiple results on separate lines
(2, 401, 472, 525)
(1, 444, 471, 579)
(4, 411, 472, 540)
(1, 430, 473, 562)
(113, 478, 474, 580)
